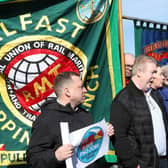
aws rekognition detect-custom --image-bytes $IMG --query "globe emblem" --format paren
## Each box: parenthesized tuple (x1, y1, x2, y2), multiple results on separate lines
(7, 53, 57, 113)
(0, 37, 86, 125)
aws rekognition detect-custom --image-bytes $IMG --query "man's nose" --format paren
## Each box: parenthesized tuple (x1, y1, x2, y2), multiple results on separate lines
(83, 86, 87, 93)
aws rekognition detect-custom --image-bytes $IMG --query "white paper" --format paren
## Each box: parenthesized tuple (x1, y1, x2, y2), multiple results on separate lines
(60, 119, 109, 168)
(60, 122, 73, 168)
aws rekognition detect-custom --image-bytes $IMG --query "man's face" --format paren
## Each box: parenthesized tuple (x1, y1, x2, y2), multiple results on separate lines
(68, 75, 87, 106)
(163, 75, 168, 86)
(151, 67, 164, 89)
(125, 54, 135, 78)
(140, 62, 157, 92)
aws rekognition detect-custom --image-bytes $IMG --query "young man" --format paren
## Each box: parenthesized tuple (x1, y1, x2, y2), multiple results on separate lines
(27, 71, 114, 168)
(110, 55, 168, 168)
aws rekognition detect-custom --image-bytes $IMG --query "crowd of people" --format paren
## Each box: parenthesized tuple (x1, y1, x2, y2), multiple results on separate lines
(26, 54, 168, 168)
(111, 55, 168, 168)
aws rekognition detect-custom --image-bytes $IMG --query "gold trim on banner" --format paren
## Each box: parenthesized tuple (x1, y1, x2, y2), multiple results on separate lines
(106, 14, 116, 98)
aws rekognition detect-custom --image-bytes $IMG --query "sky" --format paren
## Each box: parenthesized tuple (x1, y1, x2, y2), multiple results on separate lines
(122, 0, 168, 55)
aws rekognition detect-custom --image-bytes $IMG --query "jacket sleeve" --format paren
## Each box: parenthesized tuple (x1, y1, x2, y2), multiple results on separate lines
(26, 119, 63, 168)
(110, 100, 138, 168)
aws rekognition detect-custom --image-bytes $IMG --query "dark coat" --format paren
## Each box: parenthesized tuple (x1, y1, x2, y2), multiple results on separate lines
(26, 99, 95, 168)
(110, 80, 168, 168)
(159, 86, 168, 113)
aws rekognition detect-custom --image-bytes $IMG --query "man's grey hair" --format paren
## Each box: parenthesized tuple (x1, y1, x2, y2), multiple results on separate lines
(161, 64, 168, 77)
(132, 55, 157, 76)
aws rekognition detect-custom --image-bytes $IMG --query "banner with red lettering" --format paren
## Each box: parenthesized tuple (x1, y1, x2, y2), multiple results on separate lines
(0, 0, 122, 167)
(134, 20, 168, 65)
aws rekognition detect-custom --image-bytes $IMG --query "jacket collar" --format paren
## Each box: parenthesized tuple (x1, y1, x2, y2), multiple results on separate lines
(56, 100, 77, 113)
(127, 80, 145, 96)
(41, 99, 77, 114)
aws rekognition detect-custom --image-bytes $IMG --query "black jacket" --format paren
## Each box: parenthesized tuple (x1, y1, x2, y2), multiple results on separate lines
(110, 80, 168, 168)
(26, 99, 95, 168)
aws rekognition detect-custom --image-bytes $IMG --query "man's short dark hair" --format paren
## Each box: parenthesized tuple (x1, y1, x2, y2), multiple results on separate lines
(54, 71, 80, 97)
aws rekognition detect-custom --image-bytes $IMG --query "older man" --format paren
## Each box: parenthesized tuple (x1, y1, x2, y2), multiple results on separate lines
(151, 65, 164, 90)
(125, 53, 135, 84)
(110, 55, 168, 168)
(159, 65, 168, 114)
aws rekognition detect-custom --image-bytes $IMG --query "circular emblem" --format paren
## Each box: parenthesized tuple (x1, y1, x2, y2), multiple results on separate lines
(77, 126, 103, 163)
(76, 0, 107, 24)
(0, 36, 87, 126)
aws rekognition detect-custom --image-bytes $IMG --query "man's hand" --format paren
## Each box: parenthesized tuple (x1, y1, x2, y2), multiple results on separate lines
(55, 144, 73, 161)
(106, 122, 114, 136)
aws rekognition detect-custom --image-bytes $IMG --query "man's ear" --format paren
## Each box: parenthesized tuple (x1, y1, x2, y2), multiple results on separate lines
(64, 87, 71, 97)
(137, 69, 142, 78)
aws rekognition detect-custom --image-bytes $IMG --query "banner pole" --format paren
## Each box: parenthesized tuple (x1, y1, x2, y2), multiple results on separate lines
(118, 0, 126, 87)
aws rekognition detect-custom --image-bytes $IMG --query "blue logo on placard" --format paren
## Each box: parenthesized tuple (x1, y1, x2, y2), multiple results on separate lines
(77, 126, 103, 163)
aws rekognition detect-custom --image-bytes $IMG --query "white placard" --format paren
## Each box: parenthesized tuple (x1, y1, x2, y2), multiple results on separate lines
(60, 119, 109, 168)
(60, 122, 73, 168)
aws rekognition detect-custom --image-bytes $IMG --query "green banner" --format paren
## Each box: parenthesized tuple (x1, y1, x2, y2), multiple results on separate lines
(0, 0, 15, 2)
(134, 25, 142, 57)
(0, 0, 122, 167)
(0, 0, 31, 4)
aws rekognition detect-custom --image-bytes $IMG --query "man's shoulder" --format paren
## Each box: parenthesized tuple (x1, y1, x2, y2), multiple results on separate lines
(42, 98, 56, 106)
(159, 87, 168, 97)
(41, 98, 58, 111)
(114, 86, 132, 101)
(112, 82, 139, 110)
(76, 105, 88, 113)
(114, 80, 142, 101)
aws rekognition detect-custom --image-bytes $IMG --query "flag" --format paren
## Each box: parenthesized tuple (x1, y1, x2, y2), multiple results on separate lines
(134, 20, 168, 65)
(0, 0, 31, 4)
(0, 0, 122, 167)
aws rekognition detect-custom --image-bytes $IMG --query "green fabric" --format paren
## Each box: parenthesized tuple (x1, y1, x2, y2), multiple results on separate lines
(134, 25, 143, 57)
(0, 0, 28, 3)
(0, 0, 122, 167)
(0, 0, 13, 2)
